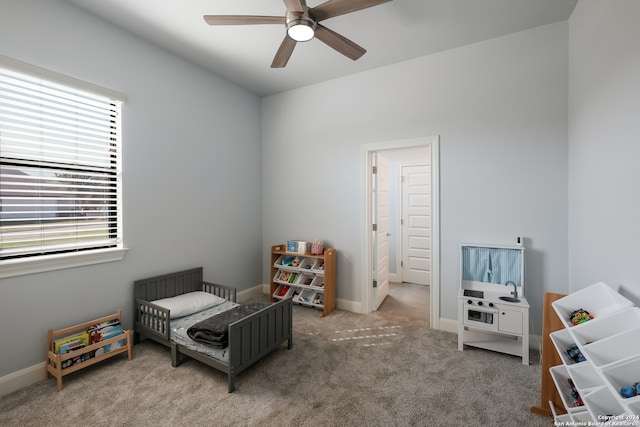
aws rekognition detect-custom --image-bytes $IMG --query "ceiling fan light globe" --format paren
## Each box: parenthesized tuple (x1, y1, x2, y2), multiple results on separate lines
(287, 22, 314, 42)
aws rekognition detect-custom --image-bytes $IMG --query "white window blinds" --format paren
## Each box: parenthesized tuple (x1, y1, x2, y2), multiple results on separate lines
(0, 62, 123, 260)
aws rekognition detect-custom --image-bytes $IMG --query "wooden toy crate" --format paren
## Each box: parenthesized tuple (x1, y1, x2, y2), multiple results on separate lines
(46, 310, 132, 391)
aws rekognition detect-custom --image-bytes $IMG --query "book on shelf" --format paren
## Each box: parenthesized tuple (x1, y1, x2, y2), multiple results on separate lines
(52, 332, 92, 368)
(88, 320, 125, 357)
(88, 320, 123, 344)
(59, 338, 86, 355)
(61, 345, 92, 369)
(94, 339, 126, 357)
(53, 332, 90, 355)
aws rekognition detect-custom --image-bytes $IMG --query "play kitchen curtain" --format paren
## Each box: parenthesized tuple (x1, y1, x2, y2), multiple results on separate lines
(461, 246, 522, 286)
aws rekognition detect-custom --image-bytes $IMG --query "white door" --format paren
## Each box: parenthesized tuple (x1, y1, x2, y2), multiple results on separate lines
(401, 164, 430, 285)
(372, 153, 390, 309)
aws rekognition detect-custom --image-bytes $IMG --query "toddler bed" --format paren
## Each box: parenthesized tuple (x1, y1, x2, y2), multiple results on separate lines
(133, 267, 292, 392)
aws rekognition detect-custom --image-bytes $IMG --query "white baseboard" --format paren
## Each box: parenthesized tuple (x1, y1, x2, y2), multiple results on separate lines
(337, 298, 362, 313)
(0, 362, 46, 397)
(437, 317, 458, 334)
(237, 284, 267, 303)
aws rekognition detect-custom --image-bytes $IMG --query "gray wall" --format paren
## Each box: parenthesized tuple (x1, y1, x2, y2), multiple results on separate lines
(262, 22, 570, 329)
(0, 0, 262, 377)
(568, 0, 640, 302)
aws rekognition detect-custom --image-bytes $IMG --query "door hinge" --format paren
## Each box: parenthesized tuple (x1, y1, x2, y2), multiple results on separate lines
(372, 280, 377, 288)
(372, 223, 377, 231)
(372, 166, 377, 174)
(401, 261, 403, 267)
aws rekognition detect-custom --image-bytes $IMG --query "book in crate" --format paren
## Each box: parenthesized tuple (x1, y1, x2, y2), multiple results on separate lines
(88, 319, 126, 356)
(52, 320, 126, 364)
(52, 332, 91, 368)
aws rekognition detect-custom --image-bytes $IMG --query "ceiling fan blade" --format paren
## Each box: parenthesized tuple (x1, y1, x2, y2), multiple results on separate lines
(271, 36, 297, 68)
(314, 24, 366, 61)
(283, 0, 304, 13)
(204, 15, 285, 25)
(311, 0, 392, 22)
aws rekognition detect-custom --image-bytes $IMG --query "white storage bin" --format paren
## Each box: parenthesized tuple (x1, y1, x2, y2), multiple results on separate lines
(552, 282, 633, 329)
(272, 284, 294, 300)
(567, 362, 604, 393)
(550, 365, 586, 412)
(311, 292, 324, 306)
(296, 288, 316, 305)
(311, 259, 325, 274)
(298, 273, 314, 286)
(626, 400, 640, 418)
(550, 328, 583, 365)
(580, 327, 640, 369)
(310, 275, 325, 289)
(570, 307, 640, 347)
(274, 270, 299, 285)
(583, 386, 626, 422)
(600, 356, 640, 405)
(275, 255, 302, 270)
(571, 410, 594, 423)
(273, 254, 287, 267)
(297, 258, 315, 271)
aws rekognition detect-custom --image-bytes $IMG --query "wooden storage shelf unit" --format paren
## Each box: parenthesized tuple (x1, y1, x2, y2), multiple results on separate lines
(270, 244, 336, 317)
(46, 310, 132, 391)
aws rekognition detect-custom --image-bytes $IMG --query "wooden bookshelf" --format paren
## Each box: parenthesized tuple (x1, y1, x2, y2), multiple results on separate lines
(270, 244, 336, 317)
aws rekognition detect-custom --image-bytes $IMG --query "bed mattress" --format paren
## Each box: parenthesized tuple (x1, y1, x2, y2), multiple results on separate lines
(169, 300, 238, 363)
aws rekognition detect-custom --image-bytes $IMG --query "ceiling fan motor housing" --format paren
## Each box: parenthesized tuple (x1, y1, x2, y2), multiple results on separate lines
(286, 8, 316, 42)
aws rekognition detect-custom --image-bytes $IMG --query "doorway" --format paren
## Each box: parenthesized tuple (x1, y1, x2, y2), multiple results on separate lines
(361, 136, 440, 328)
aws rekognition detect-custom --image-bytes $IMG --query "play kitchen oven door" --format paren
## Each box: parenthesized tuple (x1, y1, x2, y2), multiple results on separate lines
(463, 303, 498, 331)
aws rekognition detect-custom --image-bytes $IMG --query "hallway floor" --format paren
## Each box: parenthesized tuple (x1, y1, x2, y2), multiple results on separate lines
(377, 282, 430, 321)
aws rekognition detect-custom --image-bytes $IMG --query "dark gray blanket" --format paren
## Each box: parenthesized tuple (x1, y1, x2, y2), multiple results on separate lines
(187, 302, 270, 348)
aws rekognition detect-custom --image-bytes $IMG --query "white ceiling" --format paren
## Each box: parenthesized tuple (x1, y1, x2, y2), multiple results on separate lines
(63, 0, 578, 96)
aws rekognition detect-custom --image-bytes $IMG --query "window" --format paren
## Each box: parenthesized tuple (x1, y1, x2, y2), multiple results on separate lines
(0, 55, 126, 278)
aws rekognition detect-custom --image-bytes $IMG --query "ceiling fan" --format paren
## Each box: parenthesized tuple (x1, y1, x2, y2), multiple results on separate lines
(204, 0, 392, 68)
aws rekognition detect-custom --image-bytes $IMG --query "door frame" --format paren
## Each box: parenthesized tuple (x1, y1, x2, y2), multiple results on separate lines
(360, 136, 440, 329)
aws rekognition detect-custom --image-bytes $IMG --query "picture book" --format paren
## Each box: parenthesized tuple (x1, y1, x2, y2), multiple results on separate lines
(88, 321, 124, 344)
(53, 332, 90, 355)
(94, 338, 126, 357)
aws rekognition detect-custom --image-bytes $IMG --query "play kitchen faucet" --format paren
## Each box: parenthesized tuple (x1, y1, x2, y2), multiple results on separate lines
(505, 281, 518, 299)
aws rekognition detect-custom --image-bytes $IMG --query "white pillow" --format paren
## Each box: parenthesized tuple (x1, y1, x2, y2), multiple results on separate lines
(151, 291, 225, 318)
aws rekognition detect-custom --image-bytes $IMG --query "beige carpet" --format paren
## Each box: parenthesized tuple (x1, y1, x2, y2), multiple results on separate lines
(0, 305, 551, 426)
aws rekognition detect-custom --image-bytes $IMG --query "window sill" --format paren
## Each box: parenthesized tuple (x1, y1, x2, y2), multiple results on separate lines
(0, 247, 129, 279)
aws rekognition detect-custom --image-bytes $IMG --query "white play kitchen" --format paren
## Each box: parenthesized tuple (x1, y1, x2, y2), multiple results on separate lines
(457, 243, 530, 365)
